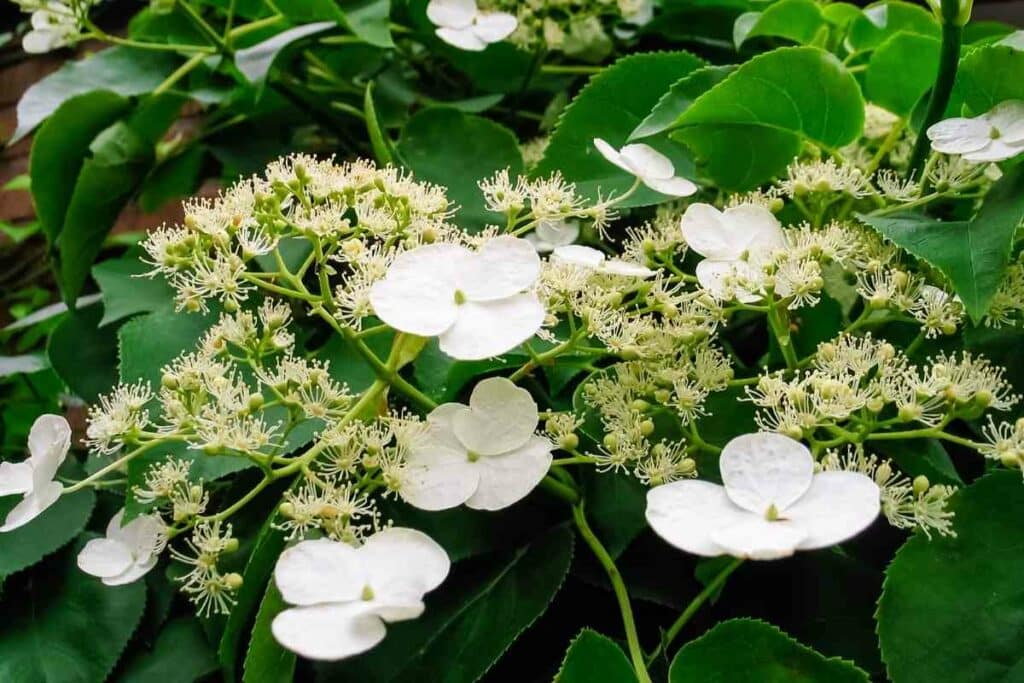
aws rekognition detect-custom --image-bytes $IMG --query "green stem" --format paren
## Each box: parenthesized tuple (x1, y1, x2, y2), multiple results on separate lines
(572, 503, 652, 683)
(176, 0, 229, 52)
(539, 475, 580, 504)
(62, 438, 172, 494)
(540, 64, 603, 75)
(767, 298, 798, 369)
(646, 558, 743, 665)
(907, 1, 963, 175)
(153, 51, 209, 95)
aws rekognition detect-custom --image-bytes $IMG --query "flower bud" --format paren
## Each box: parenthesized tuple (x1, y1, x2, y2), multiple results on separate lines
(558, 433, 579, 451)
(639, 419, 655, 436)
(912, 475, 930, 497)
(603, 434, 619, 451)
(223, 538, 240, 553)
(631, 399, 650, 413)
(279, 502, 296, 518)
(224, 573, 244, 591)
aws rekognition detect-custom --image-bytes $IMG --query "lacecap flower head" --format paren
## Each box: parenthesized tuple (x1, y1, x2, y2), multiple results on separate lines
(927, 100, 1024, 163)
(0, 414, 71, 532)
(426, 0, 517, 51)
(646, 432, 880, 560)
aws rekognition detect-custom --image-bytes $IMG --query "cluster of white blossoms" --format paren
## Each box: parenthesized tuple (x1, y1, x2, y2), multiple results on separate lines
(14, 0, 97, 53)
(426, 0, 517, 51)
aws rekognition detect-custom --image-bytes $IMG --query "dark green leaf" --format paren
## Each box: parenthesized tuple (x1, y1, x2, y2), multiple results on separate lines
(672, 124, 802, 191)
(669, 618, 870, 682)
(866, 31, 940, 117)
(871, 438, 962, 485)
(323, 525, 574, 682)
(555, 629, 637, 683)
(236, 22, 336, 84)
(119, 616, 220, 683)
(281, 0, 392, 47)
(0, 489, 95, 578)
(397, 107, 523, 233)
(138, 145, 206, 212)
(242, 582, 295, 683)
(48, 303, 119, 402)
(856, 164, 1024, 322)
(28, 90, 131, 243)
(118, 309, 220, 387)
(878, 472, 1024, 683)
(93, 256, 175, 326)
(534, 51, 705, 206)
(13, 47, 178, 142)
(632, 65, 735, 140)
(364, 81, 394, 165)
(581, 469, 647, 558)
(0, 544, 147, 683)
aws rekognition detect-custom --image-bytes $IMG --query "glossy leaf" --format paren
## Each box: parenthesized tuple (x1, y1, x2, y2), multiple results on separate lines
(534, 51, 705, 206)
(878, 472, 1024, 682)
(632, 65, 736, 140)
(846, 1, 938, 54)
(733, 0, 827, 48)
(0, 488, 95, 578)
(669, 618, 870, 682)
(118, 308, 220, 387)
(866, 31, 940, 117)
(236, 22, 337, 83)
(242, 583, 295, 683)
(93, 255, 175, 326)
(952, 44, 1024, 115)
(47, 303, 119, 402)
(119, 616, 219, 683)
(556, 629, 637, 683)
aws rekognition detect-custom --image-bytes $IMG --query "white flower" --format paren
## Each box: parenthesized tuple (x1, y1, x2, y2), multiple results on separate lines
(679, 202, 786, 303)
(426, 0, 517, 51)
(551, 245, 656, 278)
(927, 101, 1024, 163)
(646, 432, 880, 560)
(400, 377, 553, 511)
(593, 138, 697, 197)
(22, 3, 77, 54)
(526, 218, 580, 253)
(0, 414, 71, 532)
(370, 236, 546, 361)
(271, 528, 450, 661)
(77, 509, 166, 586)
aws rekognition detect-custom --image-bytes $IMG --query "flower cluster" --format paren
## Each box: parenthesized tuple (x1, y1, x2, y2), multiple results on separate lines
(14, 0, 97, 53)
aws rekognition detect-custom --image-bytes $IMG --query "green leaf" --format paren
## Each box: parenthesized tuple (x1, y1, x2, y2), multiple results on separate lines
(138, 145, 206, 212)
(952, 44, 1024, 115)
(877, 471, 1024, 683)
(555, 629, 637, 683)
(118, 309, 220, 387)
(581, 469, 647, 558)
(48, 303, 119, 402)
(534, 51, 705, 207)
(632, 65, 736, 140)
(871, 438, 962, 485)
(0, 489, 95, 578)
(119, 616, 220, 683)
(281, 0, 392, 47)
(412, 338, 526, 403)
(236, 22, 336, 84)
(672, 124, 802, 191)
(13, 47, 178, 142)
(856, 164, 1024, 322)
(364, 81, 395, 165)
(29, 90, 132, 243)
(0, 544, 147, 683)
(93, 256, 175, 326)
(671, 48, 864, 179)
(242, 582, 295, 683)
(846, 1, 938, 54)
(733, 0, 827, 48)
(866, 31, 940, 117)
(396, 107, 523, 233)
(669, 618, 870, 682)
(0, 353, 49, 378)
(322, 525, 574, 682)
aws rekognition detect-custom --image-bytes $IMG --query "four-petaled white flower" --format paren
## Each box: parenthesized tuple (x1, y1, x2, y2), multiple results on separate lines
(552, 245, 656, 278)
(593, 138, 698, 197)
(426, 0, 517, 52)
(77, 509, 166, 585)
(927, 101, 1024, 163)
(527, 218, 580, 253)
(400, 377, 553, 511)
(680, 202, 786, 303)
(0, 414, 71, 532)
(646, 432, 880, 560)
(271, 528, 450, 661)
(22, 2, 78, 54)
(370, 236, 545, 361)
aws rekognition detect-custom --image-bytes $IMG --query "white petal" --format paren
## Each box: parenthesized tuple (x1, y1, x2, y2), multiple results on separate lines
(436, 26, 487, 50)
(426, 403, 472, 450)
(108, 510, 164, 560)
(466, 435, 553, 510)
(642, 175, 698, 197)
(274, 538, 364, 606)
(981, 100, 1024, 144)
(28, 414, 71, 482)
(719, 433, 814, 515)
(695, 259, 763, 304)
(551, 245, 605, 269)
(593, 138, 633, 174)
(0, 481, 62, 532)
(103, 556, 158, 586)
(472, 11, 518, 43)
(22, 29, 60, 54)
(0, 461, 33, 496)
(645, 479, 750, 557)
(535, 219, 579, 247)
(961, 140, 1022, 163)
(787, 471, 880, 550)
(454, 377, 538, 456)
(725, 204, 786, 254)
(619, 144, 675, 180)
(601, 259, 657, 278)
(680, 204, 736, 260)
(369, 244, 468, 336)
(927, 117, 991, 154)
(359, 527, 451, 597)
(77, 538, 134, 579)
(439, 294, 545, 360)
(709, 517, 806, 560)
(457, 236, 541, 302)
(426, 0, 476, 29)
(401, 442, 478, 511)
(272, 603, 387, 661)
